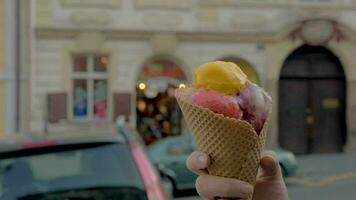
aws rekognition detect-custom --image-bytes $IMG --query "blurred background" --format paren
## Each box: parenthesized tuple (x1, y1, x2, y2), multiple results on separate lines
(0, 0, 356, 200)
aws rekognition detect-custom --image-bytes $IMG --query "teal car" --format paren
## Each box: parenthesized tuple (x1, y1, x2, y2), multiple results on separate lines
(148, 132, 297, 196)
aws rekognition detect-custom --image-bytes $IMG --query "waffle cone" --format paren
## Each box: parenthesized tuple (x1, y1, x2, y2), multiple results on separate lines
(176, 88, 269, 200)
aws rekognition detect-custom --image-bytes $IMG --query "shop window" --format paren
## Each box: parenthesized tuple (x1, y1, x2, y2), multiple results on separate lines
(136, 57, 187, 145)
(72, 55, 109, 121)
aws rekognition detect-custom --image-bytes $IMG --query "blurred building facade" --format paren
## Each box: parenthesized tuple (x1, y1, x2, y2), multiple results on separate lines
(25, 0, 356, 153)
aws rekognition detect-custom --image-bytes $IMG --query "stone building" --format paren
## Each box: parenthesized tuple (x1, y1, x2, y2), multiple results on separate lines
(24, 0, 356, 153)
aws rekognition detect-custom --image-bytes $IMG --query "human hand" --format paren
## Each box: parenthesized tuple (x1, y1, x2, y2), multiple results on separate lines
(186, 150, 288, 200)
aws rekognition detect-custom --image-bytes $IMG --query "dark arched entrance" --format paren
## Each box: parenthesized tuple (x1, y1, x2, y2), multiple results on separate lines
(279, 45, 346, 154)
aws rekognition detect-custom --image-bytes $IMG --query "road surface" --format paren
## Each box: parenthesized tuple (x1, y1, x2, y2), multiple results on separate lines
(175, 153, 356, 200)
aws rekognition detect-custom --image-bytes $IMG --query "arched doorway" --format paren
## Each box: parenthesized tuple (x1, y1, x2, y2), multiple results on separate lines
(279, 45, 346, 154)
(219, 57, 260, 84)
(136, 57, 187, 145)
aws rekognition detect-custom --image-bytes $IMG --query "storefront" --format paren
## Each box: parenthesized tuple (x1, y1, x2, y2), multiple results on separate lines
(136, 57, 187, 145)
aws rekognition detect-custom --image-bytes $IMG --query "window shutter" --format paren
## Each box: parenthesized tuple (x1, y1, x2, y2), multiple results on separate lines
(47, 93, 68, 123)
(113, 93, 131, 121)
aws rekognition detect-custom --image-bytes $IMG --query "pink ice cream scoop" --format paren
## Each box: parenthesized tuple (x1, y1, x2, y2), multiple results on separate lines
(192, 90, 243, 120)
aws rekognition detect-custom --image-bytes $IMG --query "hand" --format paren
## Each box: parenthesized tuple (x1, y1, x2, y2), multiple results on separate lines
(186, 150, 288, 200)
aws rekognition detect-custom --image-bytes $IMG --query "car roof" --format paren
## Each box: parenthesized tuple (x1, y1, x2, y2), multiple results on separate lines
(0, 131, 126, 153)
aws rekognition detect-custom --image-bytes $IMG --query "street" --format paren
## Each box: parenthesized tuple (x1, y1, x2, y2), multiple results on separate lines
(176, 153, 356, 200)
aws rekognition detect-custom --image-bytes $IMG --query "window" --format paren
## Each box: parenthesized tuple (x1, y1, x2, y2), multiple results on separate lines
(72, 55, 109, 120)
(0, 144, 146, 199)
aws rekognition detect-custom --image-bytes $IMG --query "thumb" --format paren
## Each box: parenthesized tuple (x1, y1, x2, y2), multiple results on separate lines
(259, 151, 283, 180)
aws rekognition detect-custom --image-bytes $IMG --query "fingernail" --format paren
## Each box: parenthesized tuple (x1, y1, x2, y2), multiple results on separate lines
(198, 154, 207, 163)
(263, 155, 278, 168)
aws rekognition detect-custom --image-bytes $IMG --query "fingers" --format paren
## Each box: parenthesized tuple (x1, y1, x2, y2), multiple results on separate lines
(196, 175, 254, 200)
(186, 151, 253, 199)
(186, 151, 210, 175)
(259, 150, 283, 180)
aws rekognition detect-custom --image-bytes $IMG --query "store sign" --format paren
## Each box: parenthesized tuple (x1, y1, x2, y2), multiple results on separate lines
(139, 59, 187, 80)
(143, 67, 185, 79)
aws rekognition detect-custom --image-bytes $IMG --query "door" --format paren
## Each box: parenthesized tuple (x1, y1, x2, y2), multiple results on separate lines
(279, 45, 346, 154)
(311, 79, 346, 152)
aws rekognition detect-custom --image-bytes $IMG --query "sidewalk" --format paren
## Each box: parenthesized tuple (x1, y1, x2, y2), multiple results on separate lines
(287, 153, 356, 200)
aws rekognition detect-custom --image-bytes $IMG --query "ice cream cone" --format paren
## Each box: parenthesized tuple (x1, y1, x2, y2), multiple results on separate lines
(176, 88, 269, 200)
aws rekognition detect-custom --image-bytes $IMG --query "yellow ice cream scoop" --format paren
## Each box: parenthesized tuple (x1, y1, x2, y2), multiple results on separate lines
(193, 61, 248, 94)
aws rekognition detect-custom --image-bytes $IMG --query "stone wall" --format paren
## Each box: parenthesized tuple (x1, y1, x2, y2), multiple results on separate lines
(30, 38, 74, 132)
(32, 0, 356, 32)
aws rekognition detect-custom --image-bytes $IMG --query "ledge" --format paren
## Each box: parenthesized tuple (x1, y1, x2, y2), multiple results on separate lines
(60, 0, 121, 9)
(134, 0, 192, 10)
(34, 21, 356, 44)
(34, 27, 286, 43)
(200, 0, 356, 10)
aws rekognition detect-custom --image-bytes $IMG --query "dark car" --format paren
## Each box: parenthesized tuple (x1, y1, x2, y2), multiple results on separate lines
(148, 132, 298, 196)
(0, 130, 168, 200)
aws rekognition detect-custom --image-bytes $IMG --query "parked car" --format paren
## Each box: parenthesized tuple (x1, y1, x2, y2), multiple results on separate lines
(0, 130, 169, 200)
(148, 132, 298, 196)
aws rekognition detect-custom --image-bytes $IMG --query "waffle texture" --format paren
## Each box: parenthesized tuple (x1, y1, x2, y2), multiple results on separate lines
(176, 88, 269, 200)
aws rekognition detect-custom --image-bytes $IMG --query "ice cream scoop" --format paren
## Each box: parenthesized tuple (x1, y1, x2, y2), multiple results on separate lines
(192, 90, 243, 120)
(236, 83, 272, 134)
(193, 61, 248, 95)
(191, 61, 271, 134)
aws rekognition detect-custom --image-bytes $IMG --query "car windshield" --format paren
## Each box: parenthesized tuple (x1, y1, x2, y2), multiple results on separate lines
(0, 143, 147, 200)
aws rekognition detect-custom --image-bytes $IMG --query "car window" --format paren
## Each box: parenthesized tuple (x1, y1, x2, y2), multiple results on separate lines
(167, 139, 194, 156)
(28, 151, 83, 181)
(0, 143, 147, 200)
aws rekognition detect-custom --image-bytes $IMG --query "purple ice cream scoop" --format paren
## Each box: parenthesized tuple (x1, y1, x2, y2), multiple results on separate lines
(236, 83, 272, 134)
